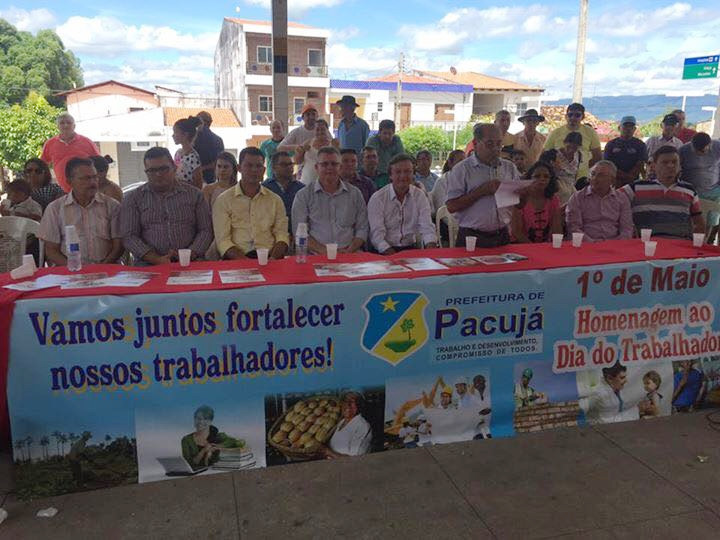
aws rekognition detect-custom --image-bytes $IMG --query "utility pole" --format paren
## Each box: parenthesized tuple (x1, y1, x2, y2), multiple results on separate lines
(271, 0, 289, 133)
(572, 0, 589, 104)
(395, 52, 404, 127)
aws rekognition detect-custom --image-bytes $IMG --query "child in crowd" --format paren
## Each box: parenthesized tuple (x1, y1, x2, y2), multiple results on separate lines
(554, 132, 584, 205)
(640, 370, 663, 418)
(510, 149, 528, 175)
(0, 179, 42, 221)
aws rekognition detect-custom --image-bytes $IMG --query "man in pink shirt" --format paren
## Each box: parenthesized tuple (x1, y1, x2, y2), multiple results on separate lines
(41, 112, 100, 192)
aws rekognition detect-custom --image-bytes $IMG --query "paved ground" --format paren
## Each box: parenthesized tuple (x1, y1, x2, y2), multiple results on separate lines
(1, 411, 719, 539)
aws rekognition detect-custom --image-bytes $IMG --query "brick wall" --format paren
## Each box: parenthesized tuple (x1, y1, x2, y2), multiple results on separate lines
(513, 402, 580, 433)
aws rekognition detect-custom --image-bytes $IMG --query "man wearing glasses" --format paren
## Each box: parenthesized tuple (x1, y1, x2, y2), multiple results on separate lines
(291, 146, 368, 255)
(543, 103, 602, 182)
(120, 147, 213, 265)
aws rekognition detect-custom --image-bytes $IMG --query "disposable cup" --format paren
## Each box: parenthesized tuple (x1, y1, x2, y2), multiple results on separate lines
(22, 254, 37, 272)
(10, 264, 34, 280)
(552, 234, 563, 248)
(257, 248, 269, 266)
(693, 233, 705, 247)
(645, 241, 657, 257)
(640, 228, 652, 242)
(465, 236, 477, 252)
(572, 232, 583, 247)
(326, 243, 338, 260)
(178, 249, 191, 267)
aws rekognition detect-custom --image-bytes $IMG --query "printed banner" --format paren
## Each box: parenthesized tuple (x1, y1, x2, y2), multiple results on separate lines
(8, 257, 720, 498)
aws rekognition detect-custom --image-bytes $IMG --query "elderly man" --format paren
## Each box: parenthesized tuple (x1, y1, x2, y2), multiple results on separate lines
(291, 146, 368, 255)
(194, 111, 225, 184)
(544, 103, 602, 181)
(277, 103, 318, 153)
(414, 150, 438, 192)
(39, 157, 123, 266)
(365, 119, 405, 188)
(603, 116, 647, 187)
(359, 146, 382, 187)
(368, 153, 437, 254)
(120, 147, 213, 265)
(340, 149, 376, 204)
(41, 113, 100, 193)
(672, 109, 697, 143)
(336, 95, 369, 156)
(646, 114, 683, 159)
(622, 145, 704, 239)
(262, 151, 305, 220)
(565, 160, 633, 242)
(465, 110, 516, 158)
(260, 120, 285, 177)
(514, 109, 547, 165)
(446, 123, 520, 248)
(213, 147, 288, 260)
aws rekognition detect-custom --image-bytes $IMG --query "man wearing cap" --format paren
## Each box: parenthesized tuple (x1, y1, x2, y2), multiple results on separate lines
(603, 116, 648, 187)
(672, 109, 697, 144)
(514, 368, 547, 409)
(544, 103, 602, 181)
(646, 114, 683, 159)
(277, 103, 319, 154)
(514, 109, 546, 165)
(420, 376, 479, 444)
(336, 95, 370, 156)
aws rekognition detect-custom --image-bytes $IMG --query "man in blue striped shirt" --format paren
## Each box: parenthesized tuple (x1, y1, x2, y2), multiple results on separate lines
(336, 95, 369, 156)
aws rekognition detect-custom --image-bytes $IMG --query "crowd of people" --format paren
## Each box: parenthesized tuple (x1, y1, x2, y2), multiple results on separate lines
(3, 99, 720, 267)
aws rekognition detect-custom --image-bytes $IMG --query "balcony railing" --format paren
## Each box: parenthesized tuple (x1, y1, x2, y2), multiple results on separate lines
(245, 62, 328, 77)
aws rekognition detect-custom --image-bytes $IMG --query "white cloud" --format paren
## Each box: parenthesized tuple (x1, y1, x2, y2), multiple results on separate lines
(243, 0, 345, 17)
(594, 2, 693, 37)
(0, 7, 56, 32)
(327, 43, 398, 78)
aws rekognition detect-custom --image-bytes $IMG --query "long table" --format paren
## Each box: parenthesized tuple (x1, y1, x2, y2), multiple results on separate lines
(3, 239, 720, 497)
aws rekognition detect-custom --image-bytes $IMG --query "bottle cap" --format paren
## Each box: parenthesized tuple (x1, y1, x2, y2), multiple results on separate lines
(64, 225, 80, 243)
(296, 222, 308, 236)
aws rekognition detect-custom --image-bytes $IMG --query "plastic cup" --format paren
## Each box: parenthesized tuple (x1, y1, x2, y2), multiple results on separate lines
(644, 241, 657, 257)
(178, 249, 191, 267)
(572, 232, 583, 247)
(22, 254, 37, 272)
(693, 233, 705, 247)
(465, 236, 477, 252)
(640, 228, 652, 242)
(256, 248, 269, 266)
(552, 234, 563, 248)
(10, 264, 34, 280)
(326, 243, 338, 260)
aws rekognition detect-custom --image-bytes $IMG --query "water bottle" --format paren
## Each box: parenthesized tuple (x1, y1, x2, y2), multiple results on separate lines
(295, 222, 308, 263)
(65, 225, 82, 272)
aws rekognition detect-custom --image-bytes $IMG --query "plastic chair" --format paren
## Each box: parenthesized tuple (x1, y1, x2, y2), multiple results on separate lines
(700, 198, 720, 243)
(0, 216, 44, 272)
(435, 205, 459, 248)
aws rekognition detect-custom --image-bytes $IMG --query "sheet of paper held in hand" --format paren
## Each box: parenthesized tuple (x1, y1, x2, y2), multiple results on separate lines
(166, 270, 214, 285)
(494, 179, 533, 208)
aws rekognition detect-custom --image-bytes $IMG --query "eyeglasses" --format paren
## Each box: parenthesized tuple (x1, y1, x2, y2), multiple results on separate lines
(24, 168, 42, 174)
(145, 165, 171, 175)
(317, 161, 340, 167)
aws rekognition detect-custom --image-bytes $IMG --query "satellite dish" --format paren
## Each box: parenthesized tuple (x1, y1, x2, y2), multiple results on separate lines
(450, 66, 457, 75)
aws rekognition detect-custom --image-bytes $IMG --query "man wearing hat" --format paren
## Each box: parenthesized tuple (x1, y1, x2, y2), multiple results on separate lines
(336, 95, 370, 156)
(603, 116, 648, 187)
(277, 103, 319, 155)
(514, 109, 546, 165)
(544, 103, 602, 181)
(646, 114, 683, 160)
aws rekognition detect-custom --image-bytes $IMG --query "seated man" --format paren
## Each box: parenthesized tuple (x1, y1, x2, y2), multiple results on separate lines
(340, 148, 376, 204)
(414, 149, 438, 192)
(566, 160, 633, 242)
(39, 157, 123, 265)
(368, 153, 437, 254)
(622, 146, 704, 239)
(120, 147, 213, 265)
(213, 147, 289, 259)
(262, 151, 305, 220)
(291, 146, 368, 255)
(359, 146, 382, 188)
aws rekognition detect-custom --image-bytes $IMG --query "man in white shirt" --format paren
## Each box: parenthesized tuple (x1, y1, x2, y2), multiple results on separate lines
(368, 153, 437, 254)
(277, 103, 318, 154)
(579, 363, 639, 424)
(646, 114, 683, 160)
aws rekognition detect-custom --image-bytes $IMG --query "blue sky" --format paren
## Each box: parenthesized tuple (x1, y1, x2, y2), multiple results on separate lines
(2, 1, 720, 98)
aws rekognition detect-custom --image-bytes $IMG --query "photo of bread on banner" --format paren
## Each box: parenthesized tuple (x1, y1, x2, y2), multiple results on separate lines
(268, 396, 342, 459)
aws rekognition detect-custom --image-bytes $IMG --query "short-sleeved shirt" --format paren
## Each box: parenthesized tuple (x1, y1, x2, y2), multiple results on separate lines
(365, 134, 405, 175)
(544, 124, 601, 179)
(39, 192, 121, 264)
(445, 154, 519, 231)
(679, 140, 720, 195)
(41, 134, 100, 192)
(518, 196, 560, 242)
(603, 137, 648, 178)
(415, 172, 439, 193)
(514, 130, 547, 165)
(645, 135, 683, 160)
(337, 115, 370, 156)
(193, 128, 225, 183)
(6, 197, 42, 219)
(676, 127, 697, 144)
(621, 179, 701, 239)
(31, 183, 66, 212)
(278, 124, 315, 151)
(673, 368, 703, 408)
(262, 178, 306, 218)
(260, 138, 282, 176)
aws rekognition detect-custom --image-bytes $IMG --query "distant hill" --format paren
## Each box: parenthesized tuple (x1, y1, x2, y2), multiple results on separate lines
(544, 94, 717, 125)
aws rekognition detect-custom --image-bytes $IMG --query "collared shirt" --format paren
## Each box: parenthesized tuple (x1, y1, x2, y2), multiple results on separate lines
(277, 124, 315, 151)
(337, 115, 370, 156)
(429, 173, 449, 213)
(5, 197, 42, 219)
(120, 181, 213, 260)
(359, 168, 386, 189)
(31, 183, 65, 212)
(676, 126, 697, 144)
(365, 134, 405, 174)
(259, 138, 282, 176)
(39, 192, 121, 264)
(291, 179, 368, 248)
(41, 134, 100, 192)
(343, 173, 376, 204)
(679, 140, 720, 194)
(565, 185, 633, 241)
(645, 135, 683, 160)
(603, 136, 648, 177)
(212, 183, 289, 256)
(193, 128, 225, 183)
(445, 154, 519, 231)
(262, 178, 306, 218)
(415, 171, 439, 193)
(368, 184, 437, 253)
(513, 130, 547, 165)
(544, 124, 601, 179)
(621, 178, 701, 239)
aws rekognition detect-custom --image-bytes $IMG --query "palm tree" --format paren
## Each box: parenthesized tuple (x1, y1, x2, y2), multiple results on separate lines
(14, 439, 25, 462)
(25, 436, 34, 462)
(59, 433, 68, 455)
(401, 318, 415, 340)
(52, 430, 62, 456)
(40, 436, 50, 460)
(68, 432, 78, 445)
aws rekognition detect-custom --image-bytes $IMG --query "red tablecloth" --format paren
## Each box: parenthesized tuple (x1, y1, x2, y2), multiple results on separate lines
(1, 239, 719, 449)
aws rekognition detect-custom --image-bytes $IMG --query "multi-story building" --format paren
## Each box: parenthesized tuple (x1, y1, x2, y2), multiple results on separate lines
(215, 17, 330, 146)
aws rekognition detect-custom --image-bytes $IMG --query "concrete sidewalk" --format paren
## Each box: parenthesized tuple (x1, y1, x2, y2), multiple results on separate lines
(1, 411, 719, 539)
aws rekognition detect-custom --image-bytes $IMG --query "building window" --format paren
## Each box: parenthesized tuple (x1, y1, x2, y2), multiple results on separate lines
(307, 91, 319, 98)
(377, 102, 383, 112)
(258, 46, 272, 64)
(308, 49, 323, 66)
(515, 103, 528, 116)
(294, 98, 305, 115)
(259, 95, 273, 113)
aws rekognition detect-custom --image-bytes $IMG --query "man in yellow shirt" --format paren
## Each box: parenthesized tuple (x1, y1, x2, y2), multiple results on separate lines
(212, 147, 289, 260)
(543, 103, 602, 181)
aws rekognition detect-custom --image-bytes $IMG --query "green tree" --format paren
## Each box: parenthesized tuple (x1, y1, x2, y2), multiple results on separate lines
(636, 111, 672, 138)
(0, 91, 61, 171)
(0, 18, 83, 106)
(398, 126, 452, 157)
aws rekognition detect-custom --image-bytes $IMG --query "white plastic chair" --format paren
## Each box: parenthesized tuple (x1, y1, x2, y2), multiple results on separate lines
(700, 198, 720, 243)
(435, 205, 459, 248)
(0, 216, 44, 272)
